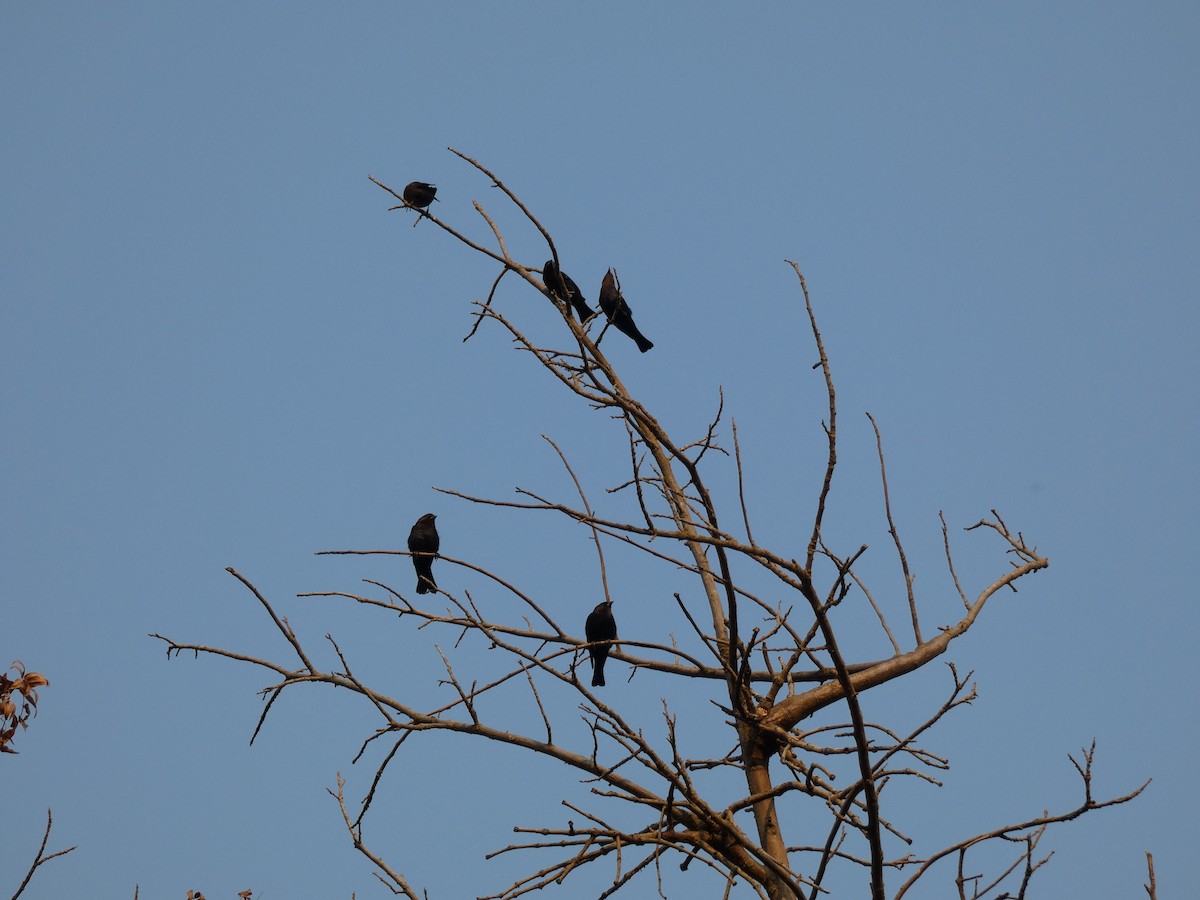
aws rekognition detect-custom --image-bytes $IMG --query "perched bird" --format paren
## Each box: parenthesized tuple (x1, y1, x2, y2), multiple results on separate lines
(543, 259, 597, 321)
(584, 601, 618, 687)
(598, 269, 654, 353)
(402, 181, 438, 209)
(407, 513, 439, 594)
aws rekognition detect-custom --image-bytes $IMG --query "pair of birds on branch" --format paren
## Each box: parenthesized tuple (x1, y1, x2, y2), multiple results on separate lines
(543, 259, 654, 353)
(400, 181, 654, 354)
(406, 513, 618, 686)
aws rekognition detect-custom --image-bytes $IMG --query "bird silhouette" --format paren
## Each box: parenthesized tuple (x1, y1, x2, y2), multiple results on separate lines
(598, 269, 653, 352)
(584, 601, 617, 687)
(407, 513, 439, 594)
(402, 181, 438, 209)
(543, 259, 597, 321)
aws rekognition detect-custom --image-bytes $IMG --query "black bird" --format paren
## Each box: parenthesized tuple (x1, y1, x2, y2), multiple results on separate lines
(543, 259, 597, 321)
(402, 181, 438, 209)
(584, 601, 617, 687)
(407, 513, 439, 594)
(598, 269, 654, 353)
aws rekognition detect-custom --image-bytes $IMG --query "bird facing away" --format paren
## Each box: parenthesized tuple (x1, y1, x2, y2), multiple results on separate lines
(543, 259, 597, 321)
(407, 513, 439, 594)
(584, 601, 618, 687)
(402, 181, 438, 209)
(598, 269, 654, 352)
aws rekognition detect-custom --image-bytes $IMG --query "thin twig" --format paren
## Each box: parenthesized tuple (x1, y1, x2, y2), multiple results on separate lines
(11, 809, 76, 900)
(866, 412, 921, 643)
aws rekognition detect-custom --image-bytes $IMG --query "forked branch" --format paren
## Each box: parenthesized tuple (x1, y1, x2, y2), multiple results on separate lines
(10, 809, 76, 900)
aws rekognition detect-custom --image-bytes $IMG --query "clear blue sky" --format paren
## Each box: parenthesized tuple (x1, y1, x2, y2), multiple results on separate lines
(3, 3, 1196, 897)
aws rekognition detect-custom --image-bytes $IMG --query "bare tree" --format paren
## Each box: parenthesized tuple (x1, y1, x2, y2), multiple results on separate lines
(153, 151, 1146, 899)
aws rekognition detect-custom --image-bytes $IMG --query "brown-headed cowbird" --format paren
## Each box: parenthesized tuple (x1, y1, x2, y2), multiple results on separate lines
(407, 513, 439, 594)
(598, 269, 654, 353)
(402, 182, 438, 209)
(543, 259, 597, 321)
(584, 600, 617, 687)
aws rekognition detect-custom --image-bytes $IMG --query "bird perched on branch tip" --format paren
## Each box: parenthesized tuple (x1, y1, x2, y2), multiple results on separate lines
(407, 513, 439, 594)
(584, 601, 618, 687)
(599, 269, 654, 353)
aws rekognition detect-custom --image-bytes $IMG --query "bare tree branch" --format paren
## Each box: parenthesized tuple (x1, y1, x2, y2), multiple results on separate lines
(893, 742, 1149, 898)
(10, 809, 76, 900)
(867, 412, 921, 644)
